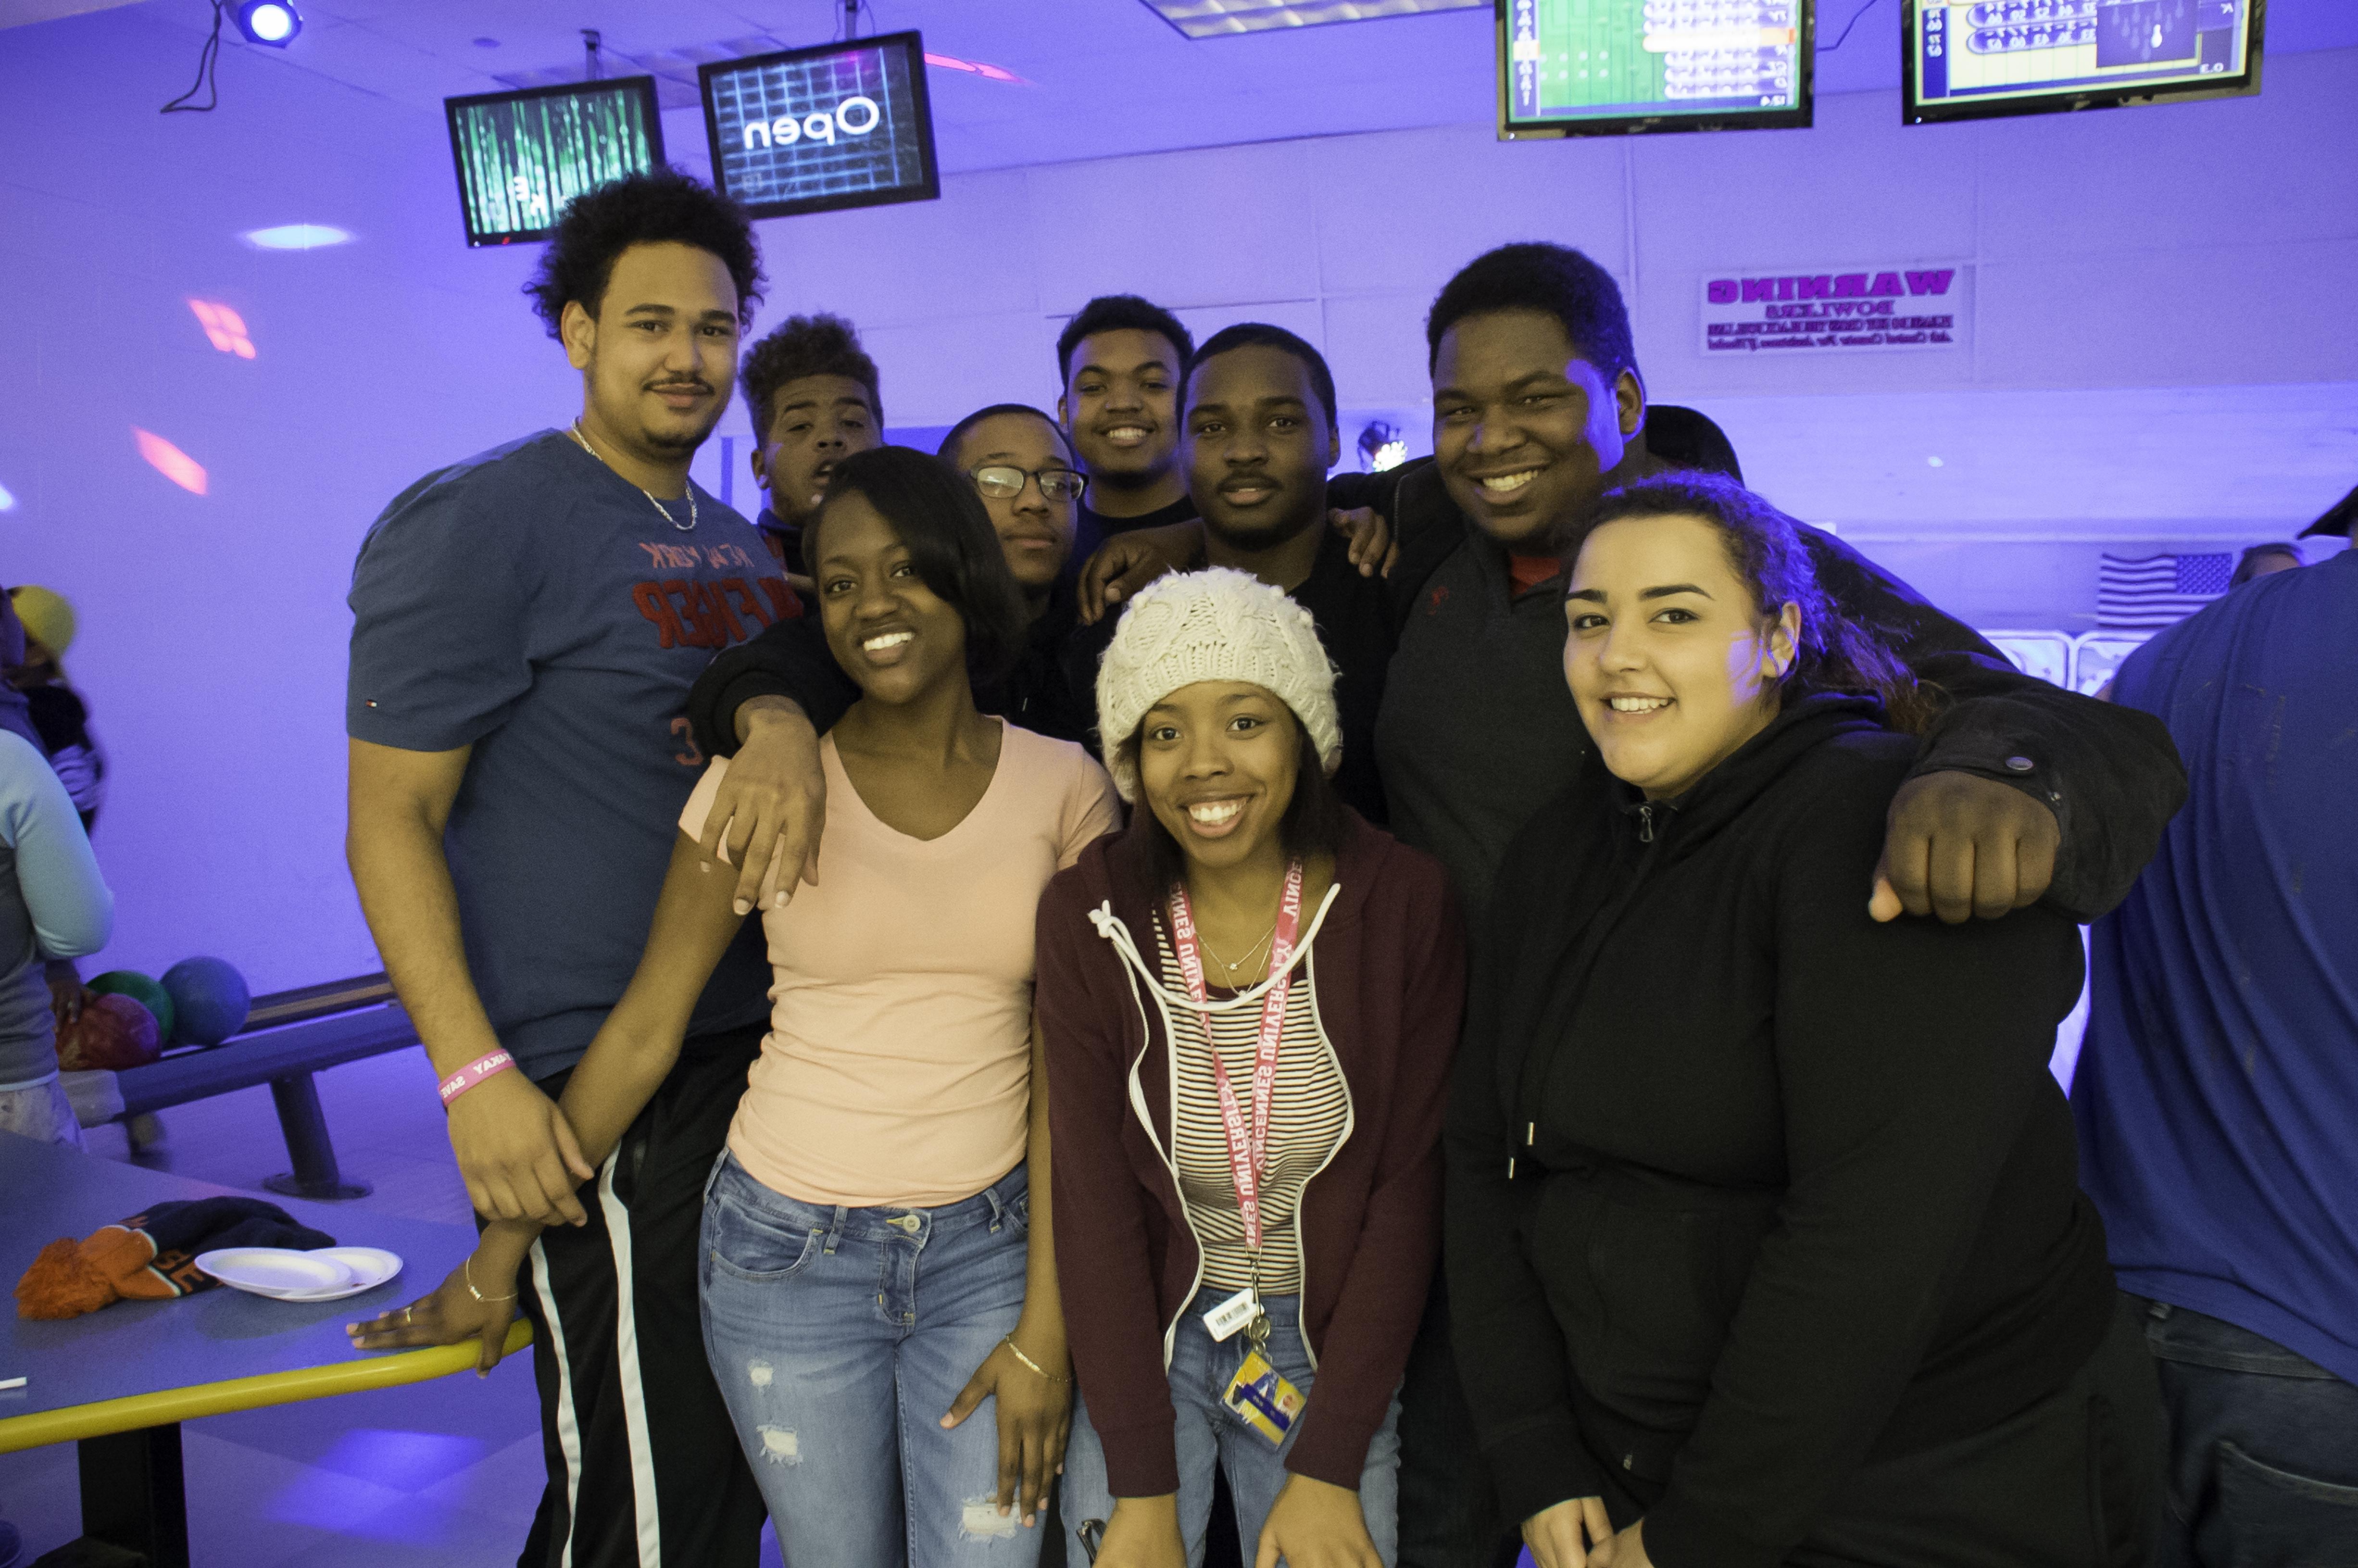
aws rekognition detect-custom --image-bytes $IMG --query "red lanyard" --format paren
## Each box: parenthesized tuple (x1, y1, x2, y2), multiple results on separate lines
(1168, 860, 1305, 1252)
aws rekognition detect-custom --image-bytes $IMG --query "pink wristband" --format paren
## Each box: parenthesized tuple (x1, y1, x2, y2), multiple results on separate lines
(439, 1049, 515, 1107)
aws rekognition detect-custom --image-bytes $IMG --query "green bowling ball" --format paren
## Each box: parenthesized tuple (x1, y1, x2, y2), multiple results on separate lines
(88, 970, 176, 1045)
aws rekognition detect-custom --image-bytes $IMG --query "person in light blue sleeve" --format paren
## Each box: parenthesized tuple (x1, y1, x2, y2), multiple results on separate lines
(0, 728, 113, 1148)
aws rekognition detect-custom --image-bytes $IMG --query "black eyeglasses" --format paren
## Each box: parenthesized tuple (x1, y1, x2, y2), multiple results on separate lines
(969, 464, 1087, 503)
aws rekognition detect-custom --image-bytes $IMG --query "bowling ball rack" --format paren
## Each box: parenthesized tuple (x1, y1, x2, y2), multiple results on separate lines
(106, 975, 414, 1200)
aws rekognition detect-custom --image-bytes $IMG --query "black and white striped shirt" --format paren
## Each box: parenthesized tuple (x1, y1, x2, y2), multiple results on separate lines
(1154, 918, 1350, 1292)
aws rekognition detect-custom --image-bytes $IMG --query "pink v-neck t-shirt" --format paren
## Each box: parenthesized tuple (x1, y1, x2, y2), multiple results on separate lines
(681, 722, 1119, 1208)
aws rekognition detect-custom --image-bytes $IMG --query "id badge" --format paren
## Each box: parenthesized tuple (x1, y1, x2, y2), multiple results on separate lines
(1221, 1350, 1305, 1446)
(1202, 1287, 1259, 1343)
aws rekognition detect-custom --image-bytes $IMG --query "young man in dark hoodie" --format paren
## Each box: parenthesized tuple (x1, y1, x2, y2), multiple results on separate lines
(740, 312, 882, 575)
(1059, 295, 1199, 548)
(1052, 324, 1398, 822)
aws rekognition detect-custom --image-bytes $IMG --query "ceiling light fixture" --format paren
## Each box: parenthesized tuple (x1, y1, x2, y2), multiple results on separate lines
(1137, 0, 1485, 39)
(232, 1, 302, 47)
(0, 481, 15, 513)
(242, 224, 352, 250)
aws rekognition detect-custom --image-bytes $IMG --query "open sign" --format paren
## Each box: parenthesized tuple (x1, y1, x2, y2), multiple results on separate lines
(702, 32, 938, 219)
(740, 94, 880, 151)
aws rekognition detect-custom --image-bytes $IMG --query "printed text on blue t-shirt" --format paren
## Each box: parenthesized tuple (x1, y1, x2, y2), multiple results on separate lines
(632, 539, 799, 652)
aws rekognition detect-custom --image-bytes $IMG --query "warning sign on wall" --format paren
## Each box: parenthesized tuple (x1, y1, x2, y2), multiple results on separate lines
(1701, 263, 1971, 355)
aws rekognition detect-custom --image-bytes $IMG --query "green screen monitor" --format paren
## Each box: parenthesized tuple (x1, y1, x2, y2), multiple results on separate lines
(445, 76, 666, 247)
(1500, 0, 1815, 139)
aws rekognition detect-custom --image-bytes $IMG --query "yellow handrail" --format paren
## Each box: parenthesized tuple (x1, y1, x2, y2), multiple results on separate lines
(0, 1318, 533, 1453)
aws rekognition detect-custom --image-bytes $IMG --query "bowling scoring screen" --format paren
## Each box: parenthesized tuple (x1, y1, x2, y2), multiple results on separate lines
(700, 31, 940, 220)
(1501, 0, 1812, 138)
(1906, 0, 2260, 122)
(445, 77, 665, 247)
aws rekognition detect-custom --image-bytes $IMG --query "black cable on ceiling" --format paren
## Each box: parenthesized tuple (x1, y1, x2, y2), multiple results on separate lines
(162, 0, 227, 113)
(1820, 0, 1882, 52)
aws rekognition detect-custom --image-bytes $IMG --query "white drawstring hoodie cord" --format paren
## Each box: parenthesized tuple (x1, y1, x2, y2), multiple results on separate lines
(1087, 884, 1342, 1015)
(1084, 884, 1345, 1371)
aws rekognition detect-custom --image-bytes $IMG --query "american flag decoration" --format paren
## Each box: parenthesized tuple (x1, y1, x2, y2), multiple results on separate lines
(2097, 552, 2234, 631)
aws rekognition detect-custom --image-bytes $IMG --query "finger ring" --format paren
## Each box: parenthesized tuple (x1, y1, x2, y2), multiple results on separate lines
(402, 1305, 414, 1324)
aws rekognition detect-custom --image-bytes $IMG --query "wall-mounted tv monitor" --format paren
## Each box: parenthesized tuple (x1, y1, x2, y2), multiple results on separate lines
(701, 31, 940, 220)
(1500, 0, 1814, 139)
(1904, 0, 2264, 125)
(445, 77, 665, 247)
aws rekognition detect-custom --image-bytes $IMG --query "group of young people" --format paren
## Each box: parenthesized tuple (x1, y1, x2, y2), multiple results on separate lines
(342, 168, 2195, 1568)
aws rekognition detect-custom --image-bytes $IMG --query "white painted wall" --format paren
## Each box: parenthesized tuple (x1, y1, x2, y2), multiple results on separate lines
(0, 5, 2349, 987)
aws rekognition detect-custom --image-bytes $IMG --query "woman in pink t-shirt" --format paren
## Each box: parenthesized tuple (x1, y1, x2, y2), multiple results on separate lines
(379, 447, 1118, 1566)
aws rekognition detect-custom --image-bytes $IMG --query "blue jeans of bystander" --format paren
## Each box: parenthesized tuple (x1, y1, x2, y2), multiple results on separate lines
(2132, 1293, 2358, 1568)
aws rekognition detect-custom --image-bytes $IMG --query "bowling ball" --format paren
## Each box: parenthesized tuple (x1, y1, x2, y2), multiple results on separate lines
(56, 993, 160, 1072)
(87, 970, 176, 1045)
(163, 956, 251, 1046)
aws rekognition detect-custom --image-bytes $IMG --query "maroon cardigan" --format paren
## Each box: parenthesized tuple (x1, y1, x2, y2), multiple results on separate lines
(1038, 811, 1467, 1495)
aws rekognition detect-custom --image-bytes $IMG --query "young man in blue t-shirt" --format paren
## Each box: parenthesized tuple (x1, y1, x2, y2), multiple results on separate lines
(344, 170, 791, 1568)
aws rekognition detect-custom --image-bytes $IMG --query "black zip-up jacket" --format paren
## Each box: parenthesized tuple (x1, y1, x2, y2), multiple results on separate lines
(1331, 458, 2186, 922)
(1445, 694, 2115, 1568)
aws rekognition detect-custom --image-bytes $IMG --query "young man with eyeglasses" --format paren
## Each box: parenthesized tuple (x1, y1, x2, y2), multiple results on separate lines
(740, 312, 883, 577)
(947, 403, 1098, 744)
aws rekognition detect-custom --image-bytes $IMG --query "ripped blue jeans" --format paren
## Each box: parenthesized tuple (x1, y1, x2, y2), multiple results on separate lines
(699, 1151, 1039, 1567)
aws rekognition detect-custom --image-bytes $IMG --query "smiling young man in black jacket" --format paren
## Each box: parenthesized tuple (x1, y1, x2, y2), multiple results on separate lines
(1332, 243, 2183, 928)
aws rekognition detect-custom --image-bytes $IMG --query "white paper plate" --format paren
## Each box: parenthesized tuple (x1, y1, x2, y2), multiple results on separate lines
(196, 1247, 354, 1298)
(278, 1247, 403, 1302)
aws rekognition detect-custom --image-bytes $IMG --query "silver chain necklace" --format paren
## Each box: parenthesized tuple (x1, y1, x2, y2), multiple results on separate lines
(569, 422, 696, 532)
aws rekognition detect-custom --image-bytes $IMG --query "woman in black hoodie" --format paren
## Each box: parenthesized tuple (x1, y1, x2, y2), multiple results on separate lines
(1446, 474, 2159, 1568)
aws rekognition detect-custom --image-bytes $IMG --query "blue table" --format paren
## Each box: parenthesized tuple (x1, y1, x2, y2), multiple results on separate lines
(0, 1131, 527, 1566)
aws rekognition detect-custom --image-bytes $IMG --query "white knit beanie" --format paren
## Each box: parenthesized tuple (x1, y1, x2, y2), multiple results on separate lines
(1094, 567, 1341, 803)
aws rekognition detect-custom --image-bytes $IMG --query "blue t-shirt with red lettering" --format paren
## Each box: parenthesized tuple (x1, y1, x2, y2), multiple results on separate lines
(347, 428, 797, 1080)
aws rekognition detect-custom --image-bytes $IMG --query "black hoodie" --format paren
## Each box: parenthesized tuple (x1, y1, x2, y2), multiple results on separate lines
(1445, 693, 2114, 1568)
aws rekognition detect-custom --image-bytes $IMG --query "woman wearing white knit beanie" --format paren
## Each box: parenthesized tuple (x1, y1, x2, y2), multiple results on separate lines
(1040, 566, 1467, 1568)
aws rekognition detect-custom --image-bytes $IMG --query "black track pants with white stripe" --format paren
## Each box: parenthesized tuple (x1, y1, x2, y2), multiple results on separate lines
(514, 1025, 767, 1568)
